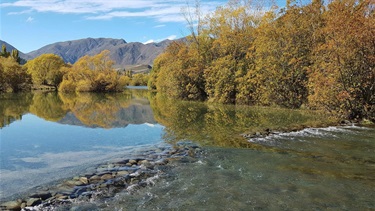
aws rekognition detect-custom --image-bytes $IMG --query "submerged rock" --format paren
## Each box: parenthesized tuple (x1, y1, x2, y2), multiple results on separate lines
(26, 198, 41, 206)
(0, 142, 203, 210)
(1, 200, 21, 210)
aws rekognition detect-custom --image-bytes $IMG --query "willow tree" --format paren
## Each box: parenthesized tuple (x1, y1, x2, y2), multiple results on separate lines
(204, 1, 260, 104)
(253, 2, 323, 108)
(0, 57, 31, 92)
(152, 41, 189, 98)
(25, 54, 66, 88)
(59, 50, 128, 92)
(308, 0, 375, 120)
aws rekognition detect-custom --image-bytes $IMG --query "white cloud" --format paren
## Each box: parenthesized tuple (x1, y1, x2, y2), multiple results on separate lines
(166, 35, 177, 40)
(154, 24, 166, 28)
(7, 9, 33, 15)
(144, 39, 155, 44)
(143, 34, 177, 44)
(1, 0, 223, 23)
(26, 16, 34, 22)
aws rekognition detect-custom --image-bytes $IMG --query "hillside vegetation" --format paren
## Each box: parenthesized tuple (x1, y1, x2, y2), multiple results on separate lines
(0, 47, 149, 93)
(149, 0, 374, 121)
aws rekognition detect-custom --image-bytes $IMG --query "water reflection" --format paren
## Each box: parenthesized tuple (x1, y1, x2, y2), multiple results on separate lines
(0, 90, 164, 200)
(150, 93, 337, 148)
(1, 91, 373, 209)
(0, 90, 155, 129)
(0, 92, 33, 128)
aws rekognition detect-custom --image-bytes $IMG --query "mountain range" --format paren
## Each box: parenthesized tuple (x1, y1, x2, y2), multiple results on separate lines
(0, 38, 176, 68)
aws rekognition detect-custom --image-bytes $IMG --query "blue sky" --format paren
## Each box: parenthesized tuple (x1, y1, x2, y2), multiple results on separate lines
(0, 0, 282, 53)
(0, 0, 225, 53)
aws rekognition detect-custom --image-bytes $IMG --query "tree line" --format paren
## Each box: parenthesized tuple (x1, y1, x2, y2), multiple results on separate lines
(0, 45, 31, 92)
(149, 0, 374, 121)
(0, 48, 149, 93)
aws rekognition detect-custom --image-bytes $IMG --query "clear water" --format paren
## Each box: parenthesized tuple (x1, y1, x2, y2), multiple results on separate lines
(0, 91, 165, 200)
(97, 126, 375, 210)
(1, 91, 374, 210)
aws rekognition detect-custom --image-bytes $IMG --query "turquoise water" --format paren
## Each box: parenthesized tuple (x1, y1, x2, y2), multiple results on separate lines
(99, 126, 375, 210)
(1, 91, 374, 210)
(0, 91, 165, 200)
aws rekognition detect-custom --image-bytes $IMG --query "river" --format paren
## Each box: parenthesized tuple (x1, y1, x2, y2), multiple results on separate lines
(0, 90, 374, 210)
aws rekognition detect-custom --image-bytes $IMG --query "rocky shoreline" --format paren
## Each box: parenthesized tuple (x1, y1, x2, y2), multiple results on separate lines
(241, 120, 361, 140)
(0, 142, 203, 211)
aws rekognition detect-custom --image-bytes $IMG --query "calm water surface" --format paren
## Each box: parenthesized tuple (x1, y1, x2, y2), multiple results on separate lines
(0, 91, 374, 210)
(0, 91, 164, 200)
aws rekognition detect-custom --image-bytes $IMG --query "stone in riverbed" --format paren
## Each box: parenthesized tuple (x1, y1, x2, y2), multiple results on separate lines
(96, 167, 108, 172)
(55, 193, 68, 200)
(155, 158, 168, 165)
(79, 177, 89, 184)
(101, 174, 113, 180)
(26, 198, 42, 206)
(65, 180, 83, 186)
(89, 175, 101, 182)
(117, 171, 129, 176)
(1, 201, 21, 210)
(129, 159, 137, 164)
(29, 191, 52, 200)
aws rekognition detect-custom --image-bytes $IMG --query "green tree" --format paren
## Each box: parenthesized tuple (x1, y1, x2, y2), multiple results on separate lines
(10, 49, 21, 63)
(1, 44, 10, 58)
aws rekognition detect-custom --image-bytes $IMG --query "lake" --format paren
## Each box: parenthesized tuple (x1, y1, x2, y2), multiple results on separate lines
(0, 90, 374, 210)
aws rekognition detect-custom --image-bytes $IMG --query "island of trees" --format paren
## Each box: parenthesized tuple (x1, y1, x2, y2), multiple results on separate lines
(149, 0, 374, 122)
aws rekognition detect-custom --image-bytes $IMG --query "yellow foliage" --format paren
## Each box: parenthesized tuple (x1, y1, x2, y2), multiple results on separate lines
(25, 54, 65, 87)
(58, 50, 125, 93)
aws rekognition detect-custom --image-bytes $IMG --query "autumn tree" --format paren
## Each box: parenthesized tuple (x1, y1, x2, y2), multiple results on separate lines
(25, 54, 66, 88)
(130, 73, 149, 86)
(150, 0, 374, 122)
(152, 42, 186, 98)
(0, 57, 31, 92)
(204, 1, 259, 103)
(0, 62, 6, 92)
(253, 2, 324, 108)
(308, 0, 375, 120)
(59, 50, 128, 92)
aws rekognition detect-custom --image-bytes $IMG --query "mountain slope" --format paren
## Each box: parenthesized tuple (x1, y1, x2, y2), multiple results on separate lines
(26, 38, 174, 67)
(0, 40, 31, 60)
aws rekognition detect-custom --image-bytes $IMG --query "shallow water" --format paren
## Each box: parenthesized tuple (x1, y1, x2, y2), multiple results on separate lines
(1, 91, 374, 210)
(90, 126, 375, 210)
(0, 91, 165, 200)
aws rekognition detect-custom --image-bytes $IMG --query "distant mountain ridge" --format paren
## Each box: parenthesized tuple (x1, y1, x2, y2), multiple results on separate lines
(0, 40, 31, 60)
(0, 38, 177, 68)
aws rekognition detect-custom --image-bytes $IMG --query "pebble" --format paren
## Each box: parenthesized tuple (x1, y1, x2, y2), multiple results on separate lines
(79, 177, 89, 184)
(117, 171, 129, 176)
(1, 143, 203, 210)
(1, 201, 21, 210)
(29, 192, 52, 200)
(27, 198, 42, 206)
(100, 174, 113, 180)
